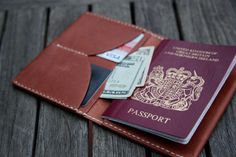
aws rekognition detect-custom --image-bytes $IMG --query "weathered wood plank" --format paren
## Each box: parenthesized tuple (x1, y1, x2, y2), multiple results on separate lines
(0, 0, 137, 10)
(0, 8, 46, 157)
(135, 0, 179, 39)
(34, 6, 89, 157)
(0, 0, 102, 9)
(93, 1, 132, 23)
(0, 11, 5, 44)
(175, 0, 236, 45)
(46, 6, 87, 44)
(175, 0, 236, 156)
(230, 0, 236, 14)
(93, 124, 146, 157)
(92, 1, 146, 157)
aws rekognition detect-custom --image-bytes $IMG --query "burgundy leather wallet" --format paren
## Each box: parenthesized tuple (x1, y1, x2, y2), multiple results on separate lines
(12, 12, 236, 157)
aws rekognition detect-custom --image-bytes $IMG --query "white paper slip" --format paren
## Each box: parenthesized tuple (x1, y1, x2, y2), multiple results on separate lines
(97, 33, 144, 63)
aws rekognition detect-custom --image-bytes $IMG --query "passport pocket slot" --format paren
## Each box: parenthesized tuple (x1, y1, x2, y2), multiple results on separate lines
(13, 44, 91, 110)
(55, 12, 147, 55)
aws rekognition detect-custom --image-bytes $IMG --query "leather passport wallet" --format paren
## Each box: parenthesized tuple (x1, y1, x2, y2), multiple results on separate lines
(12, 12, 236, 157)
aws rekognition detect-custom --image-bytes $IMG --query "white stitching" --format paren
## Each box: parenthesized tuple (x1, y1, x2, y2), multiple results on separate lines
(56, 13, 166, 57)
(85, 12, 165, 40)
(76, 108, 183, 157)
(14, 80, 183, 157)
(14, 80, 78, 111)
(56, 43, 88, 56)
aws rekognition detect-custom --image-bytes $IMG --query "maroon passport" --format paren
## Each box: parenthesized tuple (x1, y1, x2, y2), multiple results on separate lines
(103, 39, 236, 144)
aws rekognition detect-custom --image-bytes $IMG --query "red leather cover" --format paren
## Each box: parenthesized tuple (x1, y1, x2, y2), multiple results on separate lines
(12, 12, 236, 157)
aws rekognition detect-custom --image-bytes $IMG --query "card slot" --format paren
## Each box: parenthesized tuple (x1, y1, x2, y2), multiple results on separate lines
(78, 33, 157, 113)
(13, 44, 91, 109)
(55, 12, 145, 56)
(80, 64, 111, 106)
(77, 59, 113, 113)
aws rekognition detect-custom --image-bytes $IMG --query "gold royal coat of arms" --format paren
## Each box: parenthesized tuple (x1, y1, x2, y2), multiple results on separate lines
(131, 65, 205, 111)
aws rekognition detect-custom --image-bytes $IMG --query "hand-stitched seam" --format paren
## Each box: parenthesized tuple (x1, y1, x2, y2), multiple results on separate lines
(77, 109, 183, 157)
(85, 12, 165, 40)
(56, 13, 165, 56)
(14, 80, 182, 157)
(14, 80, 78, 111)
(56, 43, 88, 57)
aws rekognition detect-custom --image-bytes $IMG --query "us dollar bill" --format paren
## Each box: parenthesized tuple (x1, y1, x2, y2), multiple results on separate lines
(135, 46, 155, 87)
(100, 52, 144, 99)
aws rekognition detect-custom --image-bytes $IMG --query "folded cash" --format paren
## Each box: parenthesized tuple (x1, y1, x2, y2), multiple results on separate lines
(100, 46, 155, 99)
(100, 54, 143, 99)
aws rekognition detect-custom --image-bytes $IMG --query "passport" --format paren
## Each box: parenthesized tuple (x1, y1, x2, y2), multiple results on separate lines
(102, 39, 236, 144)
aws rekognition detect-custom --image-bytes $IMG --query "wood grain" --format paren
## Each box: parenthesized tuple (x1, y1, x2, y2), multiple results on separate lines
(0, 11, 5, 44)
(34, 6, 89, 157)
(175, 0, 236, 156)
(0, 0, 139, 10)
(0, 8, 46, 157)
(135, 0, 179, 39)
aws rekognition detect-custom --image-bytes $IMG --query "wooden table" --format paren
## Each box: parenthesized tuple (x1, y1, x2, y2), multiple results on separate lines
(0, 0, 235, 156)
